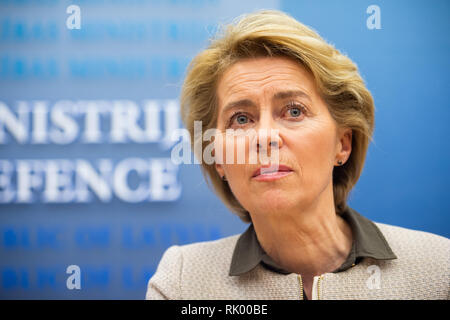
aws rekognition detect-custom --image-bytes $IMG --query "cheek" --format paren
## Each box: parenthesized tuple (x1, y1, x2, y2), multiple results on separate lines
(215, 134, 254, 201)
(214, 132, 257, 165)
(286, 124, 336, 177)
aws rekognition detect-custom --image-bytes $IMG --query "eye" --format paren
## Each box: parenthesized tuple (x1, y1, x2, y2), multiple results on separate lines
(236, 114, 249, 124)
(228, 112, 251, 127)
(289, 107, 302, 117)
(283, 103, 306, 119)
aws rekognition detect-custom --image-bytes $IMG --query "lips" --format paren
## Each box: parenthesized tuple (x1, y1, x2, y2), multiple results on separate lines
(252, 164, 293, 177)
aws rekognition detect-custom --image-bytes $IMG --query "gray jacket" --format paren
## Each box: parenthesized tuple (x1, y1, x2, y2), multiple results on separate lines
(146, 222, 449, 300)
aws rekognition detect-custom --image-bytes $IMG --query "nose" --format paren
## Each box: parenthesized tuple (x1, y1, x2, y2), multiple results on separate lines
(255, 129, 282, 167)
(256, 132, 282, 153)
(255, 114, 283, 153)
(257, 137, 280, 148)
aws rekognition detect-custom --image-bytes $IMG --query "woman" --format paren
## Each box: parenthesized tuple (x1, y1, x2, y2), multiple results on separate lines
(146, 10, 449, 300)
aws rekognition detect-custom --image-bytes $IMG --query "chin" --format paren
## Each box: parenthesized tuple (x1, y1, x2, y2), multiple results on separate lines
(252, 192, 300, 213)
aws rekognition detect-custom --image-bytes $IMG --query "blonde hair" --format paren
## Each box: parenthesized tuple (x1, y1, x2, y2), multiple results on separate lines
(180, 10, 375, 222)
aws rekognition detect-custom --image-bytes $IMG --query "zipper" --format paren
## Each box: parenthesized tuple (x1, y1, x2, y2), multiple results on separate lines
(298, 274, 324, 300)
(297, 275, 303, 300)
(311, 275, 324, 300)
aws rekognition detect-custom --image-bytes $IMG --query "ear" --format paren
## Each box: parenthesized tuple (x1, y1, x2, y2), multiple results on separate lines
(336, 127, 352, 164)
(210, 146, 225, 178)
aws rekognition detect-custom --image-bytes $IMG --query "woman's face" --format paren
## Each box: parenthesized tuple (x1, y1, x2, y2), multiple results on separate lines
(215, 56, 352, 217)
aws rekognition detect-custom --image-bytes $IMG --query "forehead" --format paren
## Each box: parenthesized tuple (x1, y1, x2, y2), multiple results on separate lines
(217, 56, 315, 101)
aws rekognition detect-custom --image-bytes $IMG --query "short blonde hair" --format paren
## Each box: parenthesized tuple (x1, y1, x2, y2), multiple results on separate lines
(180, 10, 375, 222)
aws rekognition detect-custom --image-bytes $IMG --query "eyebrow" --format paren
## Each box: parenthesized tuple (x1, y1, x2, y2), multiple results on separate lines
(273, 90, 312, 102)
(221, 99, 257, 116)
(221, 90, 312, 116)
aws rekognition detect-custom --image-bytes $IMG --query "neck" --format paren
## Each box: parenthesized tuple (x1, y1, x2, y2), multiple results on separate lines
(250, 183, 353, 279)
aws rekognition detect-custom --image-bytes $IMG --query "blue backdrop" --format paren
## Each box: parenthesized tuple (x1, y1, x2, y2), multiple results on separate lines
(0, 0, 448, 299)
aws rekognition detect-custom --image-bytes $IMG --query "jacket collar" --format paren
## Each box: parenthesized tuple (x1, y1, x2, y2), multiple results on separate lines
(229, 206, 397, 276)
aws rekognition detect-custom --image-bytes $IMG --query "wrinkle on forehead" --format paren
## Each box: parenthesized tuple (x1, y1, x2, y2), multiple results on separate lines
(217, 57, 315, 106)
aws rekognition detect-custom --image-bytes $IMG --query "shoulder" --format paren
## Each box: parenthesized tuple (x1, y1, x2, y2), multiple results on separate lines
(322, 222, 450, 299)
(170, 234, 241, 274)
(374, 222, 449, 288)
(375, 222, 450, 256)
(177, 233, 240, 260)
(146, 234, 240, 300)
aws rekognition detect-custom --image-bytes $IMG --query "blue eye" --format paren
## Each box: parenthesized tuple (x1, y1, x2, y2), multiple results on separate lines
(284, 103, 306, 119)
(227, 112, 251, 128)
(289, 107, 302, 117)
(236, 114, 248, 124)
